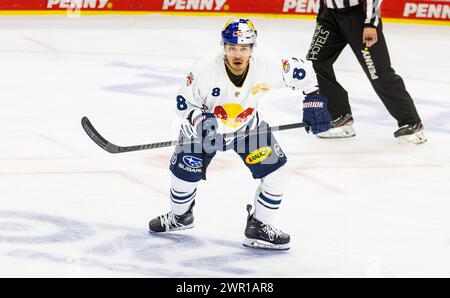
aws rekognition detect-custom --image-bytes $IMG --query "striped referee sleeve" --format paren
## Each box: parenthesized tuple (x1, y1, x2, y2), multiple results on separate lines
(364, 0, 382, 27)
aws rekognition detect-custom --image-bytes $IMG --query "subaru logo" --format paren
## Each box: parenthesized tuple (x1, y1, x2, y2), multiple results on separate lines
(182, 156, 203, 169)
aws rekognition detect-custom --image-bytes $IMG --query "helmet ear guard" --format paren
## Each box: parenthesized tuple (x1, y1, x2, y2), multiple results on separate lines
(221, 18, 257, 46)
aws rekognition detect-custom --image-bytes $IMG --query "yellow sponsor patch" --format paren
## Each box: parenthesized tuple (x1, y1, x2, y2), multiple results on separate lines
(245, 146, 272, 164)
(251, 83, 270, 95)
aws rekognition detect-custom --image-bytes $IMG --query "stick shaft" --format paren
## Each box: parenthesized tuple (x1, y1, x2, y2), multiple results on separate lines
(81, 116, 307, 153)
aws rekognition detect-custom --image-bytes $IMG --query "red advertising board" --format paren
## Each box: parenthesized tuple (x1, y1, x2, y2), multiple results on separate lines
(0, 0, 449, 23)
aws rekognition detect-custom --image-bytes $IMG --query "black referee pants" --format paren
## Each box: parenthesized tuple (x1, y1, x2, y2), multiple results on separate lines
(306, 4, 421, 127)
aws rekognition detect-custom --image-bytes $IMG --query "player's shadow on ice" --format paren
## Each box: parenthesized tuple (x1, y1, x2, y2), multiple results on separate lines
(148, 233, 287, 275)
(0, 210, 287, 276)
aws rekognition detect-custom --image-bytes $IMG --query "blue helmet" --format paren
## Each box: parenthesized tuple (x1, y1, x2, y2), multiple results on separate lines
(221, 19, 257, 45)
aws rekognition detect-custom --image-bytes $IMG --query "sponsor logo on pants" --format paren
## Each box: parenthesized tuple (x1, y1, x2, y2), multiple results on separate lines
(307, 24, 330, 61)
(178, 163, 202, 173)
(246, 147, 272, 164)
(274, 144, 285, 158)
(177, 155, 203, 173)
(361, 48, 379, 80)
(182, 155, 203, 168)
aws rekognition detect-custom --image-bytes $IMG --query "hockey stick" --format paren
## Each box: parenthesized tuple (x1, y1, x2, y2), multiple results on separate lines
(81, 116, 308, 154)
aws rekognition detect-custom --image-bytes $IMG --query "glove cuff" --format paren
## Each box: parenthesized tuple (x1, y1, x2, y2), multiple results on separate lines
(189, 109, 204, 127)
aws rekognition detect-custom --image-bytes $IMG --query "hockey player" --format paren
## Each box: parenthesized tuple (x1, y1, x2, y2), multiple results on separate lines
(307, 0, 426, 144)
(148, 19, 331, 250)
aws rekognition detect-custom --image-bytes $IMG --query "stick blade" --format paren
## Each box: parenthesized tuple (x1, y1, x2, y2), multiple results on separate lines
(81, 116, 119, 153)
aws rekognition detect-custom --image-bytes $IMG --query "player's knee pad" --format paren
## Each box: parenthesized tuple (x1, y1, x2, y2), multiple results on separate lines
(260, 165, 290, 196)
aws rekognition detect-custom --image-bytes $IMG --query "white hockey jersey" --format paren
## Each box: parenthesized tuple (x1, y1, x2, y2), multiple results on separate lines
(175, 51, 319, 136)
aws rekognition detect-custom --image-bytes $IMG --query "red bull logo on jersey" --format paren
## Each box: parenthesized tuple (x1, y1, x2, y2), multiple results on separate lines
(246, 146, 272, 164)
(47, 0, 110, 9)
(214, 104, 254, 128)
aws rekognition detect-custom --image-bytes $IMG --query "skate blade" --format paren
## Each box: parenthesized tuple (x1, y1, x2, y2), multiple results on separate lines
(397, 131, 427, 145)
(316, 126, 356, 139)
(148, 223, 194, 233)
(242, 237, 290, 250)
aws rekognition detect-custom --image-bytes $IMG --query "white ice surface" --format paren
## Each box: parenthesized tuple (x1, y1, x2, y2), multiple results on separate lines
(0, 15, 449, 277)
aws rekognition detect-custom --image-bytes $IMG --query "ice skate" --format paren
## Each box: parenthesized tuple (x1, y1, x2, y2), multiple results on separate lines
(242, 204, 290, 250)
(149, 201, 195, 233)
(394, 122, 427, 144)
(317, 113, 356, 138)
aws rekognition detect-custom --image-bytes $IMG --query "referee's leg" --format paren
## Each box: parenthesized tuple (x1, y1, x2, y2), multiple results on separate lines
(307, 17, 350, 119)
(349, 23, 422, 126)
